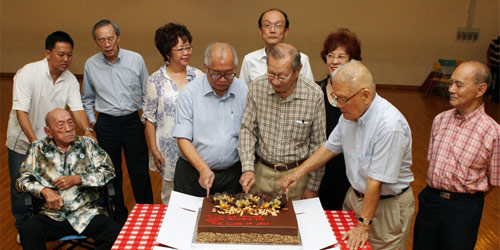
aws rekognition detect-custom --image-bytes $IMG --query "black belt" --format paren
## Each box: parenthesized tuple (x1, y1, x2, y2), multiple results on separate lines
(428, 186, 483, 200)
(257, 155, 305, 172)
(99, 111, 139, 119)
(353, 186, 409, 200)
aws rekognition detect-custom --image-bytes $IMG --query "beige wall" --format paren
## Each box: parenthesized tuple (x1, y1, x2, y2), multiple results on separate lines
(1, 0, 498, 86)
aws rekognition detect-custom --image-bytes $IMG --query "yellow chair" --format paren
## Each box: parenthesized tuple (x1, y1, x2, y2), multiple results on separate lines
(426, 59, 462, 97)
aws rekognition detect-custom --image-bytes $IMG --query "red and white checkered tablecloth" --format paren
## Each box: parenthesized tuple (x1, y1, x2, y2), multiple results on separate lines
(112, 204, 371, 250)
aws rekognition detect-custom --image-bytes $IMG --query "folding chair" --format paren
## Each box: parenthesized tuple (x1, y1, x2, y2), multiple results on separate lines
(426, 59, 462, 97)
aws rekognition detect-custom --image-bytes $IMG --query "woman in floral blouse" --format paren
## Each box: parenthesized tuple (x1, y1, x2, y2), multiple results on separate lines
(143, 23, 203, 204)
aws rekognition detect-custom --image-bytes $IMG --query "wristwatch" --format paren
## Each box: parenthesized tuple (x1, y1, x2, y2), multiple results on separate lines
(358, 217, 372, 225)
(84, 127, 94, 133)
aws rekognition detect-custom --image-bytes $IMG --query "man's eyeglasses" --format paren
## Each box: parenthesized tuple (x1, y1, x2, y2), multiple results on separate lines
(329, 88, 365, 107)
(208, 70, 236, 81)
(326, 53, 348, 62)
(262, 22, 285, 31)
(172, 46, 192, 53)
(96, 37, 116, 45)
(267, 73, 293, 82)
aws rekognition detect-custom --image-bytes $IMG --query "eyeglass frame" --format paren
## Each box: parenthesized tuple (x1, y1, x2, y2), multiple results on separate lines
(96, 36, 117, 45)
(267, 72, 294, 82)
(330, 88, 365, 106)
(171, 46, 193, 53)
(326, 53, 349, 62)
(208, 69, 236, 81)
(261, 22, 285, 31)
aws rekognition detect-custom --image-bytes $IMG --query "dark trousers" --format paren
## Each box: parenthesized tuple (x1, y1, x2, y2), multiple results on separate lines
(8, 149, 29, 230)
(490, 66, 499, 102)
(413, 186, 484, 250)
(174, 157, 242, 197)
(94, 111, 153, 224)
(20, 214, 121, 250)
(318, 153, 351, 210)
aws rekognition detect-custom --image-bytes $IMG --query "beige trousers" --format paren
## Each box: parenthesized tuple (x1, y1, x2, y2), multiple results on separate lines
(251, 161, 309, 200)
(161, 180, 174, 205)
(343, 186, 415, 250)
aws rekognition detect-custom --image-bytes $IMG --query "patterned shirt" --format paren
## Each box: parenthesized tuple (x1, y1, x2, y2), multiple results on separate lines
(16, 136, 115, 233)
(238, 75, 326, 191)
(142, 65, 203, 180)
(427, 104, 500, 193)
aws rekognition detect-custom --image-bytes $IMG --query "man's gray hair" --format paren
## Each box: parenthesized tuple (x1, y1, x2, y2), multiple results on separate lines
(266, 43, 302, 72)
(204, 42, 238, 67)
(466, 61, 492, 86)
(92, 19, 120, 39)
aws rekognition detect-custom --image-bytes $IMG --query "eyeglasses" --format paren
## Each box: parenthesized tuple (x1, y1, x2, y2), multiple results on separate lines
(172, 46, 192, 53)
(208, 70, 236, 80)
(267, 73, 293, 82)
(326, 53, 348, 62)
(329, 88, 365, 107)
(262, 22, 285, 31)
(96, 36, 116, 45)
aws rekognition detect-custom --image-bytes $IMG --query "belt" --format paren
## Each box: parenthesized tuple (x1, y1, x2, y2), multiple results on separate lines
(99, 111, 139, 119)
(428, 186, 483, 200)
(258, 156, 305, 172)
(353, 186, 409, 200)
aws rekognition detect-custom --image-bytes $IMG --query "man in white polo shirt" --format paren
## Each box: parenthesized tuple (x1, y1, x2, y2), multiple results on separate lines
(239, 8, 314, 85)
(6, 31, 94, 240)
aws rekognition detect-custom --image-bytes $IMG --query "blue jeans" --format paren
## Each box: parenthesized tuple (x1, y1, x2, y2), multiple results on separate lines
(8, 149, 29, 230)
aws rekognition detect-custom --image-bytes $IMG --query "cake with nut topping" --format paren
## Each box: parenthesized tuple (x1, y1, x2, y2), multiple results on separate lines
(196, 193, 300, 244)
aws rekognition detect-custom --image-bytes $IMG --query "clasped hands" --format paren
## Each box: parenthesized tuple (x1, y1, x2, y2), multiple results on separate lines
(40, 175, 82, 210)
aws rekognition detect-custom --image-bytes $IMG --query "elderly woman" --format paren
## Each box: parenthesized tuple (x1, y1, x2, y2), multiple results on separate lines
(143, 23, 204, 204)
(317, 28, 362, 210)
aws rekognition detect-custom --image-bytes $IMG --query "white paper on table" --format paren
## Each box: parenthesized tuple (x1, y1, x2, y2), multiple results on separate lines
(293, 197, 325, 214)
(169, 191, 203, 211)
(153, 246, 175, 250)
(293, 198, 337, 250)
(156, 204, 198, 249)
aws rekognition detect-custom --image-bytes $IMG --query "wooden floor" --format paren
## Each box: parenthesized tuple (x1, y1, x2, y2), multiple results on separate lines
(0, 76, 498, 250)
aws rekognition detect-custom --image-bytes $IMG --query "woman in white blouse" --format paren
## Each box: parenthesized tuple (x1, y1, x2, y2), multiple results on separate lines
(143, 23, 204, 204)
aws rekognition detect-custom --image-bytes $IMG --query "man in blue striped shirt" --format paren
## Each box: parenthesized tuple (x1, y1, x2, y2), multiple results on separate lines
(82, 19, 153, 225)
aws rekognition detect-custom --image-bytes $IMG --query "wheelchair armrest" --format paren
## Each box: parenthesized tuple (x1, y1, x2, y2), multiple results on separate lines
(24, 192, 33, 207)
(106, 182, 115, 197)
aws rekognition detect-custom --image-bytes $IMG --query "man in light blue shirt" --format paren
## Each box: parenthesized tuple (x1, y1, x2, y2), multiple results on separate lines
(172, 42, 248, 197)
(82, 19, 153, 224)
(281, 60, 414, 250)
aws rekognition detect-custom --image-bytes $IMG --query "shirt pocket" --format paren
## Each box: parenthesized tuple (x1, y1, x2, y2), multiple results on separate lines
(122, 69, 141, 93)
(291, 120, 312, 142)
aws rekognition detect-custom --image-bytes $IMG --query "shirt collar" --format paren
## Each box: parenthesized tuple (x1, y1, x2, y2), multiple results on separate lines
(42, 137, 82, 154)
(258, 47, 267, 61)
(161, 65, 197, 82)
(358, 94, 380, 125)
(100, 46, 121, 65)
(42, 58, 68, 83)
(266, 75, 307, 102)
(454, 103, 484, 123)
(201, 75, 235, 99)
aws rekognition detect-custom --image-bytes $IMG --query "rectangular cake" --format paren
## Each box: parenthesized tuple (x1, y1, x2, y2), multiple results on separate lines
(196, 196, 300, 244)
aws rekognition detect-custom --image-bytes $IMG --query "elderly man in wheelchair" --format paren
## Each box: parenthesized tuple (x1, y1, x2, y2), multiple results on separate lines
(16, 108, 121, 250)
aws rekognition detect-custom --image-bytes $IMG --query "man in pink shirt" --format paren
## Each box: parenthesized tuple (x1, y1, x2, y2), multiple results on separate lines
(413, 61, 500, 250)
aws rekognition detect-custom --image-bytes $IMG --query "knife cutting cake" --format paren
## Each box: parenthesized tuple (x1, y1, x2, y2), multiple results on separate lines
(196, 192, 300, 244)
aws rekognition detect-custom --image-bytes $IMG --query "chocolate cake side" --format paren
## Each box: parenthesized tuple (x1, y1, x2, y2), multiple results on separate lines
(196, 197, 300, 244)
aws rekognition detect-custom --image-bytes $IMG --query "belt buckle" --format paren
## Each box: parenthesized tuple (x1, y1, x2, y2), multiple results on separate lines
(274, 163, 288, 171)
(440, 192, 451, 200)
